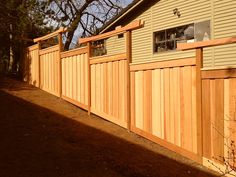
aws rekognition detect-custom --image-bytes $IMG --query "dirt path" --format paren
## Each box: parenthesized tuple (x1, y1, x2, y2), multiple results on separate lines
(0, 77, 217, 177)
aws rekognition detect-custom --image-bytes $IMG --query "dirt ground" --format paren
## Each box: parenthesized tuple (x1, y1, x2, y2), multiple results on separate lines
(0, 77, 218, 177)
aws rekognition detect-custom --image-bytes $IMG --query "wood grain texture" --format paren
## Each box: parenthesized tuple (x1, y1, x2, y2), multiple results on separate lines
(61, 52, 89, 108)
(130, 62, 198, 159)
(90, 58, 128, 128)
(39, 49, 60, 97)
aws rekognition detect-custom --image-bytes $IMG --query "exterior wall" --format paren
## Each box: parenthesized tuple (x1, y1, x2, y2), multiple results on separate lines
(106, 34, 126, 56)
(105, 0, 236, 67)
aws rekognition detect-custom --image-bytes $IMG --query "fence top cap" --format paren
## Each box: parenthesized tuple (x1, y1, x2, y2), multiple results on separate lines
(79, 20, 144, 44)
(34, 27, 68, 43)
(177, 36, 236, 51)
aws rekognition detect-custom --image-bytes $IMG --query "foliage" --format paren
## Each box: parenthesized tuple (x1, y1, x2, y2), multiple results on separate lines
(0, 0, 52, 75)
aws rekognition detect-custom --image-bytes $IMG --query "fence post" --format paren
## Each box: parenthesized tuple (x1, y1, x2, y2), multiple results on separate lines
(196, 48, 203, 159)
(58, 33, 63, 97)
(87, 42, 92, 115)
(126, 31, 132, 131)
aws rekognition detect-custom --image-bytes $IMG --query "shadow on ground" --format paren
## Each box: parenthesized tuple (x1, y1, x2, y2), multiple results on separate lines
(0, 77, 218, 177)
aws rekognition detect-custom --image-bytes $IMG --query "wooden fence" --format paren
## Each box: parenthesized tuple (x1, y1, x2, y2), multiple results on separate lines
(26, 44, 40, 87)
(130, 58, 200, 162)
(178, 37, 236, 172)
(39, 45, 60, 97)
(90, 53, 128, 128)
(24, 22, 236, 171)
(61, 47, 89, 110)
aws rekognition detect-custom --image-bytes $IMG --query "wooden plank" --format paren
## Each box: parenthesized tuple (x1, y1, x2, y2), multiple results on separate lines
(160, 69, 165, 139)
(210, 80, 216, 160)
(100, 63, 104, 113)
(39, 45, 59, 55)
(62, 59, 65, 96)
(58, 33, 63, 97)
(152, 69, 162, 138)
(91, 64, 96, 109)
(108, 62, 113, 115)
(90, 108, 128, 129)
(28, 44, 39, 51)
(81, 54, 85, 104)
(90, 53, 127, 65)
(213, 79, 224, 163)
(131, 126, 202, 163)
(130, 72, 135, 128)
(196, 48, 203, 157)
(183, 66, 193, 152)
(34, 27, 68, 43)
(169, 68, 175, 144)
(163, 68, 170, 142)
(95, 64, 101, 111)
(143, 70, 152, 133)
(79, 20, 144, 44)
(130, 58, 196, 72)
(62, 95, 88, 111)
(77, 56, 81, 102)
(60, 47, 88, 58)
(126, 31, 131, 130)
(202, 68, 236, 79)
(104, 63, 108, 114)
(135, 71, 144, 129)
(85, 53, 89, 106)
(177, 36, 236, 51)
(224, 79, 230, 159)
(72, 56, 77, 100)
(191, 66, 197, 153)
(173, 67, 181, 147)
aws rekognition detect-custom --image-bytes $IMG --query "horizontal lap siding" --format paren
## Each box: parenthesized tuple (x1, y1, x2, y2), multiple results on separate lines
(106, 35, 126, 56)
(91, 59, 127, 128)
(61, 52, 88, 108)
(131, 0, 212, 66)
(40, 46, 60, 97)
(131, 61, 197, 154)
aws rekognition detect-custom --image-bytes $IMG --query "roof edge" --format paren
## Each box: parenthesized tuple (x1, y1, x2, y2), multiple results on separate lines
(99, 0, 144, 34)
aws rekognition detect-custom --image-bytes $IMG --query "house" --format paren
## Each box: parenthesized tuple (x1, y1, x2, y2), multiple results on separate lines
(99, 0, 236, 67)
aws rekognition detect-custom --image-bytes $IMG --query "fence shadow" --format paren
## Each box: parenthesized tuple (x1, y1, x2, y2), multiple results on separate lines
(0, 85, 218, 177)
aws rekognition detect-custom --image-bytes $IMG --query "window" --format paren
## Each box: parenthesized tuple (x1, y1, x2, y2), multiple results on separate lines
(92, 39, 107, 57)
(153, 20, 210, 53)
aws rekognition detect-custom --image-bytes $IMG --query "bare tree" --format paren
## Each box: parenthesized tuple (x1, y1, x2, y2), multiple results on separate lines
(41, 0, 126, 50)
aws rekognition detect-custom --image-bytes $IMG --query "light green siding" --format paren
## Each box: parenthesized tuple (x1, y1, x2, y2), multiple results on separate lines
(131, 0, 213, 65)
(212, 0, 236, 67)
(105, 0, 236, 67)
(106, 34, 126, 55)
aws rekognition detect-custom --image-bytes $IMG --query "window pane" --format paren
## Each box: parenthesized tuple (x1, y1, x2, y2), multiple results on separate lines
(195, 20, 211, 41)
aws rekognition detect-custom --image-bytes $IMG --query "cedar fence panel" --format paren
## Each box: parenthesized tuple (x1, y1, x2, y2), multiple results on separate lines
(39, 45, 60, 97)
(202, 69, 236, 167)
(90, 53, 128, 128)
(130, 58, 200, 162)
(26, 44, 40, 87)
(61, 47, 89, 110)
